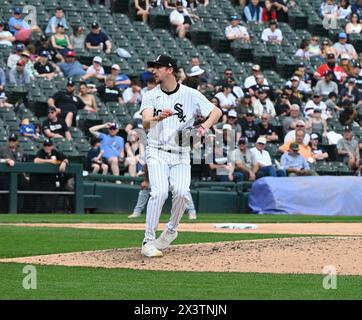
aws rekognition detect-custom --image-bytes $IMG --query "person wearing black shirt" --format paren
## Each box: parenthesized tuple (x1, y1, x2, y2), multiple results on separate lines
(36, 34, 64, 63)
(274, 91, 291, 117)
(240, 111, 258, 142)
(48, 78, 86, 127)
(33, 139, 70, 212)
(34, 50, 59, 80)
(256, 113, 279, 142)
(85, 22, 112, 54)
(96, 75, 124, 104)
(42, 106, 72, 140)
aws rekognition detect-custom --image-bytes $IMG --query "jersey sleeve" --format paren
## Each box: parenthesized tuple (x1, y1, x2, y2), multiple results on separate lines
(139, 91, 154, 115)
(194, 90, 215, 117)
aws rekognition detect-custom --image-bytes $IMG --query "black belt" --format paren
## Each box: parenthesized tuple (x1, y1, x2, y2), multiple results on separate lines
(156, 147, 184, 154)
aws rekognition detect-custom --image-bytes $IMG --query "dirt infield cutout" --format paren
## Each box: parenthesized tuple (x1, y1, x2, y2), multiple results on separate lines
(2, 237, 362, 275)
(2, 222, 362, 236)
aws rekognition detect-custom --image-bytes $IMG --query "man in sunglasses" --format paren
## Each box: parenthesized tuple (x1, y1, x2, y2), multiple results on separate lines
(280, 143, 318, 176)
(42, 106, 72, 141)
(8, 59, 31, 85)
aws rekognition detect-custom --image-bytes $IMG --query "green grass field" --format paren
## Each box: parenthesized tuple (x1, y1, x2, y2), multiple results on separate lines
(0, 214, 361, 300)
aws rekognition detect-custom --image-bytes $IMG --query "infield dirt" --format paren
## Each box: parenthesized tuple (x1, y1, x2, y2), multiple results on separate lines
(2, 236, 362, 275)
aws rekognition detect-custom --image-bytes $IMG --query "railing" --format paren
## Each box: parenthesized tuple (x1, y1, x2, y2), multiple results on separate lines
(0, 163, 84, 214)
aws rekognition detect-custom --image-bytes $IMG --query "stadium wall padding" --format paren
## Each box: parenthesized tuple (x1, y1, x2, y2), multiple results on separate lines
(84, 183, 249, 214)
(249, 176, 362, 216)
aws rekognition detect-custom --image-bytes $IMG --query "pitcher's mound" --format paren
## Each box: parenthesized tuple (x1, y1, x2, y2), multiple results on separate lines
(2, 237, 362, 275)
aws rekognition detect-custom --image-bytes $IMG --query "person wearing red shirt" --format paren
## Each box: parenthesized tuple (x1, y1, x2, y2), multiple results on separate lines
(313, 53, 347, 84)
(262, 0, 278, 22)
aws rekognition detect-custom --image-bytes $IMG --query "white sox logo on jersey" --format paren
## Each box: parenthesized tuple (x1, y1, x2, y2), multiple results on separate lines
(174, 103, 186, 123)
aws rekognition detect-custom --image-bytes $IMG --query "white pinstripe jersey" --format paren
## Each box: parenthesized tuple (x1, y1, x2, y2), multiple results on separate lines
(140, 83, 215, 152)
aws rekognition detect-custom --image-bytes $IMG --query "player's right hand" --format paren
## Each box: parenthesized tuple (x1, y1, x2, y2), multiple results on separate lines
(158, 108, 173, 120)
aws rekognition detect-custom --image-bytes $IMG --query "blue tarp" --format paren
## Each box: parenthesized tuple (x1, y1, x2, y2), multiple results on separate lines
(249, 176, 362, 216)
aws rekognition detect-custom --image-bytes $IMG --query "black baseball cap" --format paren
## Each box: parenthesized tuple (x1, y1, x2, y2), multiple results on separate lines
(48, 106, 57, 113)
(344, 125, 352, 132)
(109, 123, 119, 130)
(91, 22, 99, 29)
(8, 133, 18, 141)
(43, 139, 53, 146)
(238, 136, 248, 144)
(290, 143, 299, 151)
(147, 54, 177, 70)
(324, 70, 334, 76)
(67, 78, 75, 86)
(354, 62, 361, 68)
(57, 23, 64, 28)
(327, 53, 335, 59)
(246, 111, 254, 116)
(40, 34, 48, 41)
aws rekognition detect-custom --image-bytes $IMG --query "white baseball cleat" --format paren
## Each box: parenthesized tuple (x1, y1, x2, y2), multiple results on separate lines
(153, 229, 178, 250)
(141, 242, 163, 257)
(188, 212, 197, 220)
(128, 212, 142, 218)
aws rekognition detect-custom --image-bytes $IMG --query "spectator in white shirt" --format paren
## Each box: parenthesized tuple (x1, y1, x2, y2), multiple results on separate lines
(244, 64, 269, 90)
(215, 83, 237, 113)
(250, 136, 286, 177)
(82, 56, 105, 81)
(261, 20, 283, 45)
(0, 20, 15, 47)
(225, 15, 250, 42)
(123, 80, 143, 105)
(252, 90, 276, 118)
(304, 92, 330, 120)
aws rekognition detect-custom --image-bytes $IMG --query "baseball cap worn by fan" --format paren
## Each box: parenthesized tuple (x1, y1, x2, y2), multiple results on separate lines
(187, 66, 205, 77)
(147, 55, 177, 70)
(222, 124, 232, 130)
(109, 123, 119, 130)
(238, 136, 248, 144)
(256, 137, 267, 145)
(67, 78, 75, 86)
(310, 133, 319, 140)
(112, 64, 120, 70)
(338, 32, 348, 39)
(91, 22, 99, 29)
(230, 15, 240, 21)
(48, 106, 57, 113)
(8, 133, 18, 141)
(290, 143, 299, 151)
(43, 139, 53, 146)
(16, 43, 24, 51)
(228, 109, 237, 118)
(93, 56, 102, 64)
(40, 50, 49, 58)
(252, 64, 261, 71)
(327, 53, 335, 59)
(66, 50, 75, 58)
(14, 7, 22, 14)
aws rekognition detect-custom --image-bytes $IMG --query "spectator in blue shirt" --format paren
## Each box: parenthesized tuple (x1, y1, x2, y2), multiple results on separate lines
(280, 143, 318, 176)
(58, 50, 87, 77)
(8, 7, 42, 42)
(8, 7, 29, 36)
(85, 22, 112, 54)
(89, 122, 125, 179)
(110, 64, 131, 90)
(351, 0, 362, 20)
(244, 0, 263, 23)
(45, 7, 68, 36)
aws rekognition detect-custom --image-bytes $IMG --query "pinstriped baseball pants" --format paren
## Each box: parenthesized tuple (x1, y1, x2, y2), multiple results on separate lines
(144, 147, 191, 242)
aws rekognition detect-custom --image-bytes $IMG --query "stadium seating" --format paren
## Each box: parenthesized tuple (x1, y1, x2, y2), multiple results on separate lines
(0, 0, 360, 185)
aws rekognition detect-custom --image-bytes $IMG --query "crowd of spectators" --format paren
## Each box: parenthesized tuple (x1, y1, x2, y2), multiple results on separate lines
(0, 1, 362, 182)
